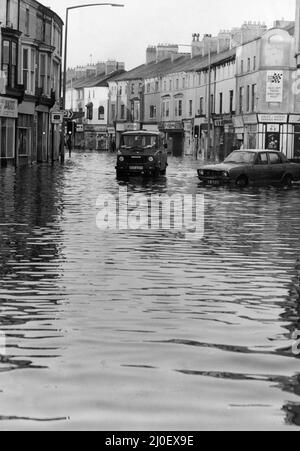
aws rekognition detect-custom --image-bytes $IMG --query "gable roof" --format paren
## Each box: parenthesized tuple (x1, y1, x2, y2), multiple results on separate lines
(67, 69, 126, 89)
(113, 48, 237, 83)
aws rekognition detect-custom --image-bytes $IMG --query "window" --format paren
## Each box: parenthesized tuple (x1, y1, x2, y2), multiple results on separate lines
(87, 104, 93, 121)
(25, 8, 30, 35)
(120, 104, 125, 120)
(247, 85, 250, 112)
(269, 153, 282, 164)
(164, 81, 167, 91)
(166, 100, 169, 118)
(239, 87, 244, 114)
(253, 56, 257, 71)
(178, 99, 183, 117)
(147, 83, 151, 93)
(131, 84, 135, 95)
(22, 49, 29, 92)
(6, 0, 11, 26)
(256, 153, 268, 165)
(247, 58, 251, 72)
(241, 60, 244, 74)
(210, 94, 214, 113)
(39, 53, 47, 93)
(176, 79, 179, 90)
(150, 105, 157, 118)
(98, 106, 105, 120)
(163, 100, 169, 118)
(219, 93, 223, 114)
(22, 48, 36, 95)
(199, 97, 204, 115)
(189, 100, 193, 116)
(111, 104, 116, 120)
(229, 90, 234, 113)
(182, 78, 186, 89)
(2, 40, 17, 88)
(155, 81, 159, 92)
(169, 80, 172, 91)
(251, 84, 257, 112)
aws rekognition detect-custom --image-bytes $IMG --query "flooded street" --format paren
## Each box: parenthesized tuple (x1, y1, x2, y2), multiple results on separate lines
(1, 151, 300, 430)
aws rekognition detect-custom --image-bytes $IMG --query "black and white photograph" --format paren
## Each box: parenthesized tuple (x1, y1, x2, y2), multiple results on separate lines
(1, 0, 300, 434)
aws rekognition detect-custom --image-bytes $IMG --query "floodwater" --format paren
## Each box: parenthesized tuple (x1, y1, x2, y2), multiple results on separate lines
(1, 151, 300, 431)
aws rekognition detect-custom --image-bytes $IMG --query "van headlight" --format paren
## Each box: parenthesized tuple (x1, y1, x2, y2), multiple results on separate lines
(198, 170, 204, 176)
(119, 156, 124, 162)
(148, 156, 154, 162)
(222, 171, 230, 177)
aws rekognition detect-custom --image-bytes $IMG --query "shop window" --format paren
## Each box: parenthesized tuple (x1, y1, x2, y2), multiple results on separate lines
(18, 128, 30, 156)
(0, 118, 15, 159)
(294, 125, 300, 158)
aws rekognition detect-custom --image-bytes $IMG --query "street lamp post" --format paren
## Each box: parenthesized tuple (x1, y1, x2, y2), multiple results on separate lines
(61, 3, 125, 163)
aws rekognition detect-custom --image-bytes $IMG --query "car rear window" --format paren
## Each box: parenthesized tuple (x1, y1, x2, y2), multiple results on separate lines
(269, 153, 282, 164)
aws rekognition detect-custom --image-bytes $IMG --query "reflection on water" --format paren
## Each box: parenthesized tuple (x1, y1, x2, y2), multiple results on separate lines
(0, 153, 300, 430)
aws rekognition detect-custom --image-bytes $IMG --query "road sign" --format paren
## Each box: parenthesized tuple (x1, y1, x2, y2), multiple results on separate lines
(51, 112, 64, 125)
(64, 110, 74, 120)
(76, 124, 84, 133)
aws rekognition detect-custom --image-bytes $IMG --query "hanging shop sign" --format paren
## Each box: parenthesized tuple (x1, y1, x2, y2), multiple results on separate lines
(0, 97, 18, 118)
(266, 71, 284, 103)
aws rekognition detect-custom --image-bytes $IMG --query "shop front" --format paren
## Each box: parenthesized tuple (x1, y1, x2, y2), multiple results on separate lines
(243, 115, 258, 150)
(18, 101, 35, 165)
(84, 125, 109, 150)
(107, 126, 116, 151)
(158, 121, 184, 156)
(36, 106, 50, 163)
(183, 119, 194, 156)
(0, 97, 18, 165)
(289, 115, 300, 160)
(257, 114, 288, 155)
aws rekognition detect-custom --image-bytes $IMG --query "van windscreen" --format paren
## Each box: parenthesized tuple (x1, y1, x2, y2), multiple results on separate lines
(122, 135, 158, 149)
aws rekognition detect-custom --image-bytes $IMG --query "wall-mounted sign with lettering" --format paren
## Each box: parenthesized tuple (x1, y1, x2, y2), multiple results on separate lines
(0, 97, 18, 118)
(266, 71, 284, 103)
(257, 114, 288, 124)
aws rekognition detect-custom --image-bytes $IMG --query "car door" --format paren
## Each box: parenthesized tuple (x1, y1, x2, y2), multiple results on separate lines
(268, 152, 286, 182)
(253, 152, 272, 183)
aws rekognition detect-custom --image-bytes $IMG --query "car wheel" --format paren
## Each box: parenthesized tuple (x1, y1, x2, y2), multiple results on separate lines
(236, 175, 248, 188)
(282, 174, 293, 187)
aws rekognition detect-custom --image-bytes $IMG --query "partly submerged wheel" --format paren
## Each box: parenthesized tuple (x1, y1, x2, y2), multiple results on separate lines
(236, 175, 249, 188)
(282, 174, 293, 187)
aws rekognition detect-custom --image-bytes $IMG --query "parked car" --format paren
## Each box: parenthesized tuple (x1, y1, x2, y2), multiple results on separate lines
(197, 150, 300, 187)
(116, 131, 168, 178)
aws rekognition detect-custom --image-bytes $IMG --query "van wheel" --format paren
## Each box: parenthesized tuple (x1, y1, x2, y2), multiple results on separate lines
(236, 175, 248, 188)
(282, 174, 293, 187)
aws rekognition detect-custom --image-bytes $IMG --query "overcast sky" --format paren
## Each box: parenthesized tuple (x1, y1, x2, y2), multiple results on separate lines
(47, 0, 296, 70)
